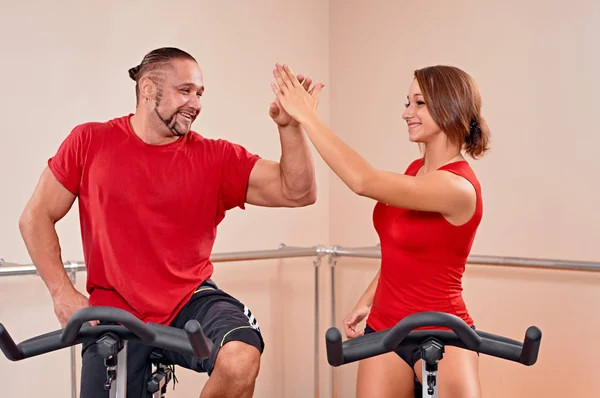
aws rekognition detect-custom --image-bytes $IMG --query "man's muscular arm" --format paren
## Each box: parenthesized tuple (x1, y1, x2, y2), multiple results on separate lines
(19, 167, 91, 327)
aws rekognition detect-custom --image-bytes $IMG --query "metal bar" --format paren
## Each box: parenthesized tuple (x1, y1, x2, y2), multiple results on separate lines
(0, 244, 322, 277)
(330, 245, 381, 259)
(3, 244, 599, 275)
(0, 264, 45, 277)
(70, 341, 77, 398)
(329, 254, 338, 398)
(331, 245, 600, 272)
(68, 267, 78, 398)
(210, 244, 320, 262)
(116, 341, 128, 398)
(0, 262, 85, 277)
(313, 258, 321, 398)
(466, 254, 600, 272)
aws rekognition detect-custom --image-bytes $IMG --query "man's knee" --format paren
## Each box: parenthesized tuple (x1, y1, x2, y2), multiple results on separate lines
(213, 341, 261, 383)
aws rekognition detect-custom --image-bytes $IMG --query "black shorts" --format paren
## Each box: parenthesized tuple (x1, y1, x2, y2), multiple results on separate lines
(79, 280, 265, 398)
(364, 323, 424, 370)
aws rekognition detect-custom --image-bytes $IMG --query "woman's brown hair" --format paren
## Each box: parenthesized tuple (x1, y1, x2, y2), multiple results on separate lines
(414, 65, 490, 158)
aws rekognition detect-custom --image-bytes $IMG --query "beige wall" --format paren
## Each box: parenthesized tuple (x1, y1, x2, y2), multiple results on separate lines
(329, 0, 600, 397)
(1, 1, 599, 397)
(328, 0, 600, 260)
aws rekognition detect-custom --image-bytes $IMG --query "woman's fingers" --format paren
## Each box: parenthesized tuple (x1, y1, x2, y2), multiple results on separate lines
(276, 63, 298, 89)
(271, 82, 283, 100)
(281, 64, 301, 87)
(273, 68, 288, 94)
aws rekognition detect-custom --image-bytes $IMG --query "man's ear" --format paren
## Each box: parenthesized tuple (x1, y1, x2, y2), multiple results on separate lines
(139, 75, 156, 101)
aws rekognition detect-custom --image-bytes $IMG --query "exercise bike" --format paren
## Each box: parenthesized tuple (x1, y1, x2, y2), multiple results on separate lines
(325, 312, 542, 398)
(0, 306, 213, 398)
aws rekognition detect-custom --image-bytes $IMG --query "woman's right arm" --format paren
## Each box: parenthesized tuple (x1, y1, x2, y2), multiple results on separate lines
(356, 269, 380, 308)
(343, 269, 381, 338)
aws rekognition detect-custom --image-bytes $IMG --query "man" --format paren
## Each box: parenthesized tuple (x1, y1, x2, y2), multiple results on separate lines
(18, 47, 324, 398)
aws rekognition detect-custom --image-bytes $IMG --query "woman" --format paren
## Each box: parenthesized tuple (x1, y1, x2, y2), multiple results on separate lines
(271, 63, 490, 397)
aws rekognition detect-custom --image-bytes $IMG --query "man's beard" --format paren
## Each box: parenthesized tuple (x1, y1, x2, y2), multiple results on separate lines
(153, 87, 191, 137)
(154, 107, 188, 137)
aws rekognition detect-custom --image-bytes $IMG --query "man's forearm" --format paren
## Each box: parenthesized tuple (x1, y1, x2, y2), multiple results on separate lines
(278, 124, 317, 202)
(19, 213, 75, 299)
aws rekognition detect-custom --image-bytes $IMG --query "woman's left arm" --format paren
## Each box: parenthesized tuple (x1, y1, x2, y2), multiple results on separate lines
(271, 64, 474, 215)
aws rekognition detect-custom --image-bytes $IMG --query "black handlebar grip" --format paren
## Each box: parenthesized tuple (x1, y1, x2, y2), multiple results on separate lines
(519, 326, 542, 366)
(325, 327, 344, 366)
(61, 307, 154, 344)
(0, 324, 24, 361)
(184, 320, 213, 359)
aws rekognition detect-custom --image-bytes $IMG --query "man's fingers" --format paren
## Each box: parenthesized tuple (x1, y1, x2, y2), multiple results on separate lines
(269, 101, 280, 118)
(311, 82, 325, 100)
(302, 77, 313, 92)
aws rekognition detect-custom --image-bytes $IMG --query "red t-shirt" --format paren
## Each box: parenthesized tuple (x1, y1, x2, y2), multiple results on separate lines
(48, 114, 260, 325)
(366, 158, 482, 331)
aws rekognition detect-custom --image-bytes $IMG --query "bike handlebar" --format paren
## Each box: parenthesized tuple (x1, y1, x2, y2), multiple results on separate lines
(0, 306, 213, 362)
(382, 312, 482, 350)
(61, 307, 155, 344)
(326, 312, 541, 367)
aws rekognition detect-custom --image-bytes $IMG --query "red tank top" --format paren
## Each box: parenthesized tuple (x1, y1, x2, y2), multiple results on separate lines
(366, 158, 482, 331)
